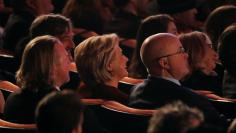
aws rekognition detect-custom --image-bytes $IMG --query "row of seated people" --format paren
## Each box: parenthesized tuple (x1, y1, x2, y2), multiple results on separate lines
(1, 1, 236, 101)
(0, 33, 236, 133)
(0, 11, 229, 99)
(2, 90, 236, 133)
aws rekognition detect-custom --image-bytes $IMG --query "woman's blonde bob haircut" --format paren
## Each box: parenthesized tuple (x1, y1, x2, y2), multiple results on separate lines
(74, 33, 119, 86)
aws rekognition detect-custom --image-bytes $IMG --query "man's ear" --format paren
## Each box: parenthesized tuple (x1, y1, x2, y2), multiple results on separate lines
(158, 58, 169, 69)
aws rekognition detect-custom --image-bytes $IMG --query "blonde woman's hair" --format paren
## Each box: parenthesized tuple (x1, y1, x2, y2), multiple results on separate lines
(74, 33, 119, 86)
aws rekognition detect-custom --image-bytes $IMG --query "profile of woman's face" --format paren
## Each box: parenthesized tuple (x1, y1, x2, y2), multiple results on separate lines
(199, 37, 218, 74)
(108, 44, 128, 80)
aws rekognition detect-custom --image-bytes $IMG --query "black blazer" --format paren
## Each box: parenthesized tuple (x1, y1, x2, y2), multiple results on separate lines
(129, 75, 226, 126)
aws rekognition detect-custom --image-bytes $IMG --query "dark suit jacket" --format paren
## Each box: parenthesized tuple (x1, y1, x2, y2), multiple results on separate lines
(129, 75, 226, 126)
(4, 84, 56, 123)
(182, 70, 222, 96)
(3, 10, 35, 52)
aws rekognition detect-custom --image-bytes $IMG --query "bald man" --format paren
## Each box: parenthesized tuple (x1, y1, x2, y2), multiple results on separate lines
(129, 33, 227, 127)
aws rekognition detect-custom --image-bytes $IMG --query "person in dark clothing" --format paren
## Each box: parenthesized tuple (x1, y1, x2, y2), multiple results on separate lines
(129, 33, 227, 128)
(179, 31, 222, 96)
(2, 0, 53, 53)
(4, 35, 71, 123)
(104, 0, 148, 39)
(36, 91, 84, 133)
(128, 14, 178, 79)
(218, 23, 236, 99)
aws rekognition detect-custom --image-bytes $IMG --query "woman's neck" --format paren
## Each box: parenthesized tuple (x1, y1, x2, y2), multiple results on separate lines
(104, 80, 119, 88)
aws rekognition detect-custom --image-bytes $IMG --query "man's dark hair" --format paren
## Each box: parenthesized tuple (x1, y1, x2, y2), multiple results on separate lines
(30, 14, 72, 38)
(36, 90, 84, 133)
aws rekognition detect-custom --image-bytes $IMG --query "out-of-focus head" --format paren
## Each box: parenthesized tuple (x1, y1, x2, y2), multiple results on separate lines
(36, 90, 84, 133)
(179, 31, 218, 75)
(156, 0, 197, 29)
(205, 5, 236, 50)
(30, 14, 74, 61)
(141, 33, 189, 80)
(156, 0, 196, 15)
(129, 14, 178, 78)
(147, 101, 204, 133)
(74, 34, 128, 86)
(137, 14, 178, 45)
(218, 23, 236, 77)
(10, 0, 54, 14)
(16, 35, 71, 89)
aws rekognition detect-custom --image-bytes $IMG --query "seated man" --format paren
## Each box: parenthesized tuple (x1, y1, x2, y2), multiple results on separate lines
(36, 90, 84, 133)
(129, 33, 226, 127)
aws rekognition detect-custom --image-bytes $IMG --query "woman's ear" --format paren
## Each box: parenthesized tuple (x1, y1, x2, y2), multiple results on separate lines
(107, 62, 113, 72)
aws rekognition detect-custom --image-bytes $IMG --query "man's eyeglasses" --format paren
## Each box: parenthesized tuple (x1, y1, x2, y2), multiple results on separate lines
(157, 47, 186, 60)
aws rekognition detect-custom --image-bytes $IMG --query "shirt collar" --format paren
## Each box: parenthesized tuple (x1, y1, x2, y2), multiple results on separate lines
(150, 74, 181, 86)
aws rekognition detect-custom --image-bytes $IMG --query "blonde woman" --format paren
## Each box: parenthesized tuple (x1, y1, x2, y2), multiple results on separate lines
(74, 34, 128, 103)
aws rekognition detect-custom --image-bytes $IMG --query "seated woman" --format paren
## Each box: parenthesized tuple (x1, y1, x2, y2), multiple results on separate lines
(128, 14, 178, 79)
(74, 34, 129, 104)
(179, 31, 222, 96)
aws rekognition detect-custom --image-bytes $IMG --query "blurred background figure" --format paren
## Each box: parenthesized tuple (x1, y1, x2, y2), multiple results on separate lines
(36, 91, 84, 133)
(128, 14, 178, 79)
(218, 23, 236, 99)
(147, 101, 204, 133)
(204, 5, 236, 50)
(104, 0, 150, 39)
(2, 0, 54, 53)
(63, 0, 113, 44)
(156, 0, 200, 33)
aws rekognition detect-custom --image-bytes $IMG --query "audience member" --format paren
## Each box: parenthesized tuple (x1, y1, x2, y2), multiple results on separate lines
(14, 14, 79, 90)
(156, 0, 200, 33)
(74, 34, 129, 104)
(52, 0, 67, 13)
(218, 23, 236, 99)
(104, 0, 149, 39)
(179, 31, 222, 96)
(4, 35, 71, 123)
(2, 0, 54, 53)
(204, 5, 236, 50)
(128, 14, 178, 79)
(129, 33, 226, 127)
(147, 101, 204, 133)
(36, 90, 84, 133)
(63, 0, 113, 35)
(16, 14, 74, 65)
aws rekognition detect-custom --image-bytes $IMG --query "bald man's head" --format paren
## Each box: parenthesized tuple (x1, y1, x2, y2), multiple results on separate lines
(141, 33, 178, 69)
(140, 33, 189, 79)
